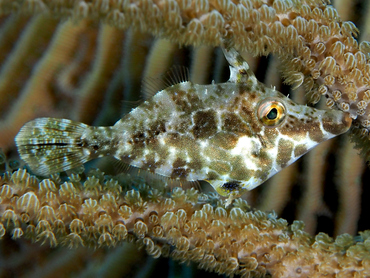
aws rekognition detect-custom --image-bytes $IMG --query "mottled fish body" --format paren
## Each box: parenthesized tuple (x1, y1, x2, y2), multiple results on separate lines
(15, 48, 351, 196)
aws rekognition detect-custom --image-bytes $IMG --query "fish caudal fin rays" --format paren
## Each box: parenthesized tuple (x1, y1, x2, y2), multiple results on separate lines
(222, 47, 257, 84)
(141, 65, 190, 100)
(15, 118, 91, 176)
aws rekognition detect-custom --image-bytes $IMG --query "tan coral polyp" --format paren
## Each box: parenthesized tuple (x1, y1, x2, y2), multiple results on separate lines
(0, 169, 369, 277)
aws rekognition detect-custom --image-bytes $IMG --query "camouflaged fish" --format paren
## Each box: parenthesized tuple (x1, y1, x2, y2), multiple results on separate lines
(15, 47, 352, 197)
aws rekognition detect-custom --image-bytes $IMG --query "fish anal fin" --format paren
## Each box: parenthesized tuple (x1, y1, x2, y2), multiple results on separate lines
(119, 163, 201, 192)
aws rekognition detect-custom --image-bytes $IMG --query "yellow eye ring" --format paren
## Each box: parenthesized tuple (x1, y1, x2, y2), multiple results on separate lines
(257, 99, 286, 127)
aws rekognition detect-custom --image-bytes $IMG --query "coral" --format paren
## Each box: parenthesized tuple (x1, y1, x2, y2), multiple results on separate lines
(1, 168, 370, 277)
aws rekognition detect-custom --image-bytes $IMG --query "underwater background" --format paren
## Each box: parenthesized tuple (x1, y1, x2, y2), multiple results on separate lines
(1, 0, 370, 277)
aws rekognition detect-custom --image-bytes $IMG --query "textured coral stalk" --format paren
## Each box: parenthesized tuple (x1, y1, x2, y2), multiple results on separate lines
(0, 169, 369, 277)
(2, 0, 370, 157)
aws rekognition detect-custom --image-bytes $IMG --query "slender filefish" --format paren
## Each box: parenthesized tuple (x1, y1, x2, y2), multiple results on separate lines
(15, 47, 352, 198)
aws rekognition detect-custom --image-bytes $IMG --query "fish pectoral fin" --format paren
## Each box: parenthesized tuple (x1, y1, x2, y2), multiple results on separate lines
(206, 179, 246, 197)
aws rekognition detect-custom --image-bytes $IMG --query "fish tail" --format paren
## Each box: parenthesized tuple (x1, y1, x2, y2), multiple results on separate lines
(15, 118, 93, 175)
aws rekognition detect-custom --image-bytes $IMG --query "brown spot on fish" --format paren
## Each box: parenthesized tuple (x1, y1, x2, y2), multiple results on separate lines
(294, 144, 308, 157)
(308, 122, 324, 142)
(142, 156, 158, 173)
(239, 85, 258, 99)
(209, 161, 232, 174)
(171, 90, 191, 112)
(173, 157, 187, 169)
(207, 170, 220, 180)
(129, 121, 165, 147)
(170, 87, 202, 113)
(186, 93, 202, 110)
(147, 120, 166, 140)
(171, 167, 189, 179)
(130, 131, 146, 147)
(240, 99, 262, 133)
(230, 95, 242, 107)
(231, 164, 254, 181)
(276, 139, 294, 168)
(188, 160, 202, 171)
(222, 112, 251, 135)
(263, 127, 279, 139)
(210, 132, 239, 149)
(322, 110, 352, 135)
(192, 110, 217, 139)
(280, 115, 307, 138)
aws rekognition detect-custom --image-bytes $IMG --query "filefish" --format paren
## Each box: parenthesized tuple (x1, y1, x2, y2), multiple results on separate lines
(15, 47, 352, 197)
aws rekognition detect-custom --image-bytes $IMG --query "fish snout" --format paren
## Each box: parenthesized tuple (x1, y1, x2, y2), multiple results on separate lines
(322, 110, 352, 136)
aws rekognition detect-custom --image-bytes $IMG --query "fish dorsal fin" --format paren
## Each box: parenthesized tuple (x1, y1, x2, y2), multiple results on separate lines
(141, 76, 164, 100)
(120, 99, 144, 115)
(163, 65, 189, 87)
(222, 47, 257, 84)
(141, 65, 189, 100)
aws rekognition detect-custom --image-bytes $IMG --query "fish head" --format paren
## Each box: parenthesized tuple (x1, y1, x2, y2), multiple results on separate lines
(212, 82, 352, 197)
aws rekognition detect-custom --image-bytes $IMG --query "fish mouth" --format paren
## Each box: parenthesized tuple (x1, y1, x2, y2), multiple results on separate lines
(342, 112, 353, 129)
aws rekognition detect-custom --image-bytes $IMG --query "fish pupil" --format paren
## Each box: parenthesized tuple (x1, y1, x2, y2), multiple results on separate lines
(267, 108, 278, 120)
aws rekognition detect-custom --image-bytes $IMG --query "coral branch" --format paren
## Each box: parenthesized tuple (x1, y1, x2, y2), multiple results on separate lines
(0, 169, 369, 277)
(2, 0, 370, 158)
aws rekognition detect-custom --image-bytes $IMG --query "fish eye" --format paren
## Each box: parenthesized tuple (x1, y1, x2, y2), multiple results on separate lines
(257, 99, 286, 127)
